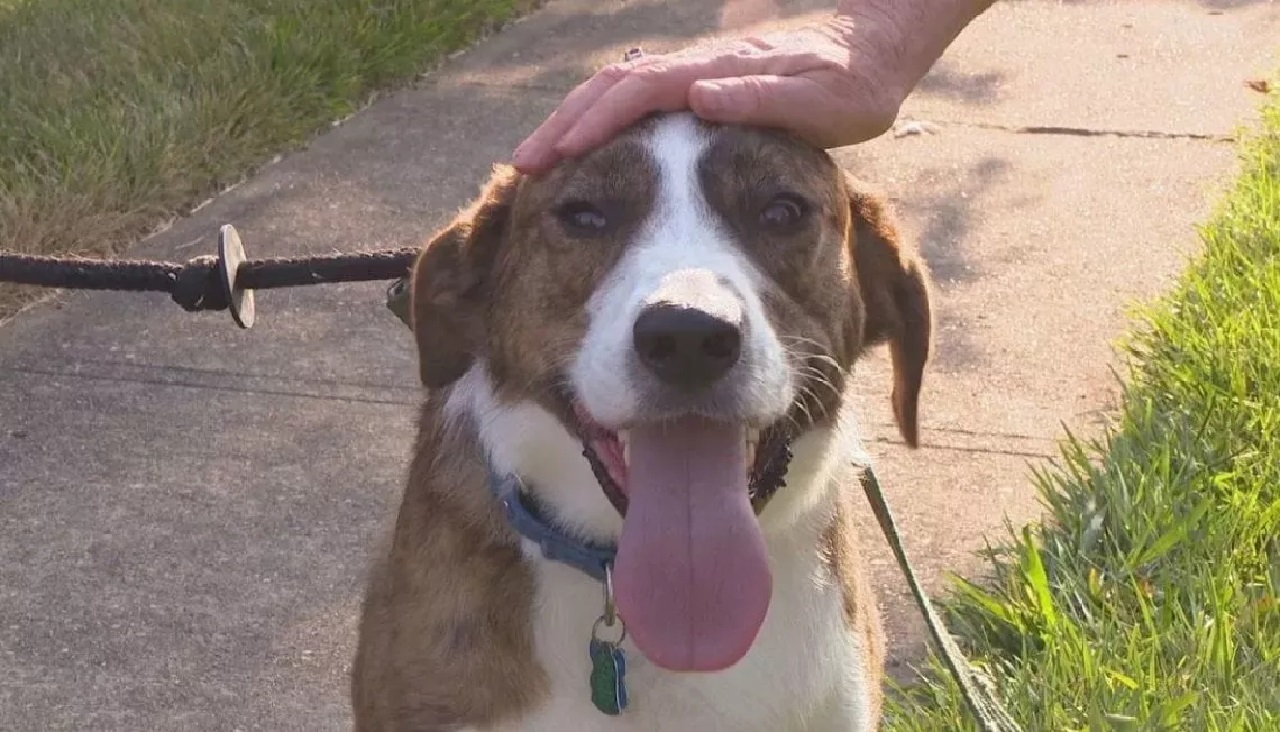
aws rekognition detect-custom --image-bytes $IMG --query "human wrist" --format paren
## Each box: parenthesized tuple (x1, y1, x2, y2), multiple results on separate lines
(823, 8, 915, 123)
(833, 0, 994, 103)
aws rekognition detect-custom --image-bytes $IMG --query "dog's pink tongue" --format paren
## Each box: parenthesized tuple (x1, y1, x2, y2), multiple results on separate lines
(613, 416, 772, 672)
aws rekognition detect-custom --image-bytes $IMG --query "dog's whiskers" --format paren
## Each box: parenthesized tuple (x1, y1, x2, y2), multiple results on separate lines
(795, 368, 843, 402)
(779, 338, 847, 374)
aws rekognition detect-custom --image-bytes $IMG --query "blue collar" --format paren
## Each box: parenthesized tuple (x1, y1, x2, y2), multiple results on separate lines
(488, 469, 617, 583)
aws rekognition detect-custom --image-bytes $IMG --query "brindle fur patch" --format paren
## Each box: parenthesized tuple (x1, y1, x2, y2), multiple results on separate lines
(350, 394, 545, 730)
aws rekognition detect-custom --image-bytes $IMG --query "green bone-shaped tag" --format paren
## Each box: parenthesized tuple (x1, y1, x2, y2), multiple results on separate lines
(588, 638, 629, 715)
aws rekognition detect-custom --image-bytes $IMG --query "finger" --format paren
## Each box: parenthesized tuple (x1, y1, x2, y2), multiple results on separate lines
(551, 67, 693, 157)
(512, 59, 654, 174)
(512, 71, 626, 174)
(552, 49, 789, 158)
(689, 75, 877, 149)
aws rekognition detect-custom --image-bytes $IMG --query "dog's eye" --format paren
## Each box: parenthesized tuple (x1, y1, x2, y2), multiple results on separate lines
(555, 201, 610, 234)
(760, 194, 809, 231)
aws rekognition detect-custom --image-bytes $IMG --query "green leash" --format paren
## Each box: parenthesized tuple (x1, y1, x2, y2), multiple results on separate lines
(389, 270, 1020, 730)
(858, 464, 1022, 732)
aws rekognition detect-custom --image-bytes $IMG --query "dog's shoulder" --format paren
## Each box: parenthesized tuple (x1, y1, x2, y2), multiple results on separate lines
(350, 391, 548, 731)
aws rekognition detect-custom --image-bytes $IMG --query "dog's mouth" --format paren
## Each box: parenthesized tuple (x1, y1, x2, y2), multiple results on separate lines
(564, 395, 795, 674)
(573, 404, 794, 517)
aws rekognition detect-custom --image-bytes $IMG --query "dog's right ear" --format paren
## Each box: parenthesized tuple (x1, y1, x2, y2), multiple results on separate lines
(410, 165, 521, 389)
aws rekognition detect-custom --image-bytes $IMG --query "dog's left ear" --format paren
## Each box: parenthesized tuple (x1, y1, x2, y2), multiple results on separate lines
(843, 173, 933, 448)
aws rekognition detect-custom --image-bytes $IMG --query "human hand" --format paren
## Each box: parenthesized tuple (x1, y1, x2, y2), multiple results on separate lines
(510, 14, 914, 175)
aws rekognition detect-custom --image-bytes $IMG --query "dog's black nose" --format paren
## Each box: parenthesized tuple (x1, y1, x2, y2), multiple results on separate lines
(632, 304, 742, 388)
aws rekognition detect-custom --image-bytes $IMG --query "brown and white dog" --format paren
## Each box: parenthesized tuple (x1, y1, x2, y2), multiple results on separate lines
(351, 112, 932, 731)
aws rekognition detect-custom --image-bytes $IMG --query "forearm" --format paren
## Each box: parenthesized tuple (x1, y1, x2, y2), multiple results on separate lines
(835, 0, 997, 96)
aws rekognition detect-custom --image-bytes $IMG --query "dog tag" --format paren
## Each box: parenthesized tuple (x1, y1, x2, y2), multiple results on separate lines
(588, 638, 628, 715)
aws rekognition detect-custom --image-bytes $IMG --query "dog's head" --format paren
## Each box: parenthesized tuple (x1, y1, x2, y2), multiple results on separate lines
(411, 112, 931, 673)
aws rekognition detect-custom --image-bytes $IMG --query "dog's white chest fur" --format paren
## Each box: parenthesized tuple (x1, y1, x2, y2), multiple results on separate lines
(503, 531, 873, 732)
(448, 366, 876, 732)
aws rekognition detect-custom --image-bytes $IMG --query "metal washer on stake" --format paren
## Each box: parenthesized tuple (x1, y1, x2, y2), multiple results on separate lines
(218, 224, 255, 329)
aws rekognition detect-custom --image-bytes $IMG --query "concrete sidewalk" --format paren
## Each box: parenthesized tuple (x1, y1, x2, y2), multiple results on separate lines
(1, 0, 1276, 729)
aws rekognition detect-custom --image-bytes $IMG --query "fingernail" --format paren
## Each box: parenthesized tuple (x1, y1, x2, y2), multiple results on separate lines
(512, 147, 551, 175)
(553, 133, 583, 159)
(693, 81, 728, 115)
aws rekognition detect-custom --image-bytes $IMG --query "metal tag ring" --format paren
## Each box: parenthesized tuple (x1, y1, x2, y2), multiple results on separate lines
(602, 562, 618, 627)
(592, 614, 627, 646)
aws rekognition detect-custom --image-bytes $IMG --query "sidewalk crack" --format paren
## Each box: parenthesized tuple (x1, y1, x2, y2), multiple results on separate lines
(934, 120, 1233, 142)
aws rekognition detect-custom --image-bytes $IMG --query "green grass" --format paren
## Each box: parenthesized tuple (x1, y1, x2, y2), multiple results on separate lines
(0, 0, 537, 317)
(884, 89, 1280, 731)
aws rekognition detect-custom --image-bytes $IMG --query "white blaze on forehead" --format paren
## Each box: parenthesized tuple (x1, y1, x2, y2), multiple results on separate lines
(570, 112, 792, 426)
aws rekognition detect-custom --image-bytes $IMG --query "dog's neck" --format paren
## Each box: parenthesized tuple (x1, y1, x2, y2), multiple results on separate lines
(445, 362, 855, 561)
(445, 362, 625, 546)
(477, 394, 801, 586)
(485, 470, 618, 582)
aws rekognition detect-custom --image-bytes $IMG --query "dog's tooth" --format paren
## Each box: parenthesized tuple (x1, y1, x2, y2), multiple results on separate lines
(623, 440, 631, 466)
